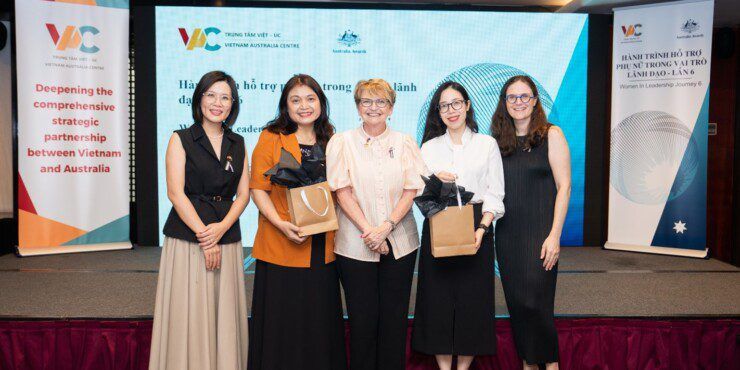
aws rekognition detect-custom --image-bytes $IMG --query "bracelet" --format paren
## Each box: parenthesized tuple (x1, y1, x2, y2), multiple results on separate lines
(477, 223, 490, 235)
(384, 219, 397, 230)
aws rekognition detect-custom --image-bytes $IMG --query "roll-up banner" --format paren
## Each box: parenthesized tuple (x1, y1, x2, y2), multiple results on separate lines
(606, 0, 712, 258)
(15, 0, 131, 256)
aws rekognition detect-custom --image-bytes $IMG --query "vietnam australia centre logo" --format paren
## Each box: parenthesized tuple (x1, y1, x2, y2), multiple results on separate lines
(46, 24, 100, 53)
(621, 24, 642, 37)
(178, 27, 221, 51)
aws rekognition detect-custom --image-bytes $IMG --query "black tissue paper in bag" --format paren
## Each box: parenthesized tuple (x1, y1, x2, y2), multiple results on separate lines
(264, 145, 327, 189)
(414, 174, 475, 218)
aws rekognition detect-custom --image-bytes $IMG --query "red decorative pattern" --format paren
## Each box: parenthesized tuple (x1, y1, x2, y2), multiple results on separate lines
(0, 319, 737, 370)
(17, 174, 37, 214)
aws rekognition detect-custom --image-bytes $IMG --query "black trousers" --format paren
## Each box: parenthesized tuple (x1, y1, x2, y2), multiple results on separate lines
(336, 245, 418, 370)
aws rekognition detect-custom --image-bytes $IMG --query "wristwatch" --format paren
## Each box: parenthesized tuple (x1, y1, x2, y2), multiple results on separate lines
(477, 223, 490, 235)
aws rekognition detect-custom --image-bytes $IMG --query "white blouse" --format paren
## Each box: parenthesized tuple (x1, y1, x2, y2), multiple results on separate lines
(420, 128, 505, 220)
(326, 126, 427, 262)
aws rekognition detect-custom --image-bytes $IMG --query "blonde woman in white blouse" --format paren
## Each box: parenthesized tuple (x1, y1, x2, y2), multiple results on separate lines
(326, 79, 427, 370)
(411, 81, 505, 370)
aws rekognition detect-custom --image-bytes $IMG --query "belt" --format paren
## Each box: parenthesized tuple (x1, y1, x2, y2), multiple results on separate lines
(188, 194, 232, 202)
(188, 194, 233, 218)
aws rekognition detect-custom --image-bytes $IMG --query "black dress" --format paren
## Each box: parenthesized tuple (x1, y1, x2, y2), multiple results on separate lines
(412, 203, 497, 356)
(248, 144, 347, 370)
(495, 136, 559, 364)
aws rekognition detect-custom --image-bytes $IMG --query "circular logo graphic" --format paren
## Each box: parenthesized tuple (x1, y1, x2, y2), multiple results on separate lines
(610, 111, 699, 204)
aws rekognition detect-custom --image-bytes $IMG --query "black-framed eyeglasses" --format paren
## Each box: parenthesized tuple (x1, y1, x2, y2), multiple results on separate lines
(505, 94, 536, 104)
(359, 98, 390, 108)
(438, 99, 466, 113)
(203, 91, 235, 105)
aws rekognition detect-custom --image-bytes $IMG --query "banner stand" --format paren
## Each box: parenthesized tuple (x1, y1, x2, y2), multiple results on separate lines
(15, 0, 131, 256)
(606, 0, 713, 258)
(605, 242, 708, 259)
(17, 242, 131, 257)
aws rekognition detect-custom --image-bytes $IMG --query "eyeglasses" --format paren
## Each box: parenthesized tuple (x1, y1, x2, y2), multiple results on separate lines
(506, 94, 536, 104)
(438, 99, 466, 113)
(203, 91, 234, 105)
(359, 98, 390, 108)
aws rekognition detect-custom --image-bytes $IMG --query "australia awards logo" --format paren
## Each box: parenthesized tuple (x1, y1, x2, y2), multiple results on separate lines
(178, 27, 221, 51)
(681, 19, 700, 34)
(333, 29, 366, 54)
(337, 30, 361, 47)
(678, 19, 703, 39)
(46, 24, 100, 53)
(620, 24, 642, 44)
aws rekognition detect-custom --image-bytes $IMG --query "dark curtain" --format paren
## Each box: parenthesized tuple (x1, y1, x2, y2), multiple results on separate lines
(1, 319, 737, 369)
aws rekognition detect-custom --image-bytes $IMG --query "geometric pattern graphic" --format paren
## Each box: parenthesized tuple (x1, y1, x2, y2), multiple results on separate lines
(18, 209, 87, 247)
(18, 171, 130, 248)
(610, 111, 700, 205)
(17, 174, 37, 214)
(62, 215, 130, 246)
(50, 0, 130, 9)
(650, 90, 709, 251)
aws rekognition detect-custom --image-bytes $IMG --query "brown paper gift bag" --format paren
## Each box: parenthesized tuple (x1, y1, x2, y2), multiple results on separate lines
(429, 183, 477, 258)
(286, 181, 339, 237)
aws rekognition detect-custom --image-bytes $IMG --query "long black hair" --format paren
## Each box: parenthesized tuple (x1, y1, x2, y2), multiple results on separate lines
(191, 70, 239, 127)
(421, 81, 478, 144)
(264, 74, 335, 149)
(490, 75, 551, 156)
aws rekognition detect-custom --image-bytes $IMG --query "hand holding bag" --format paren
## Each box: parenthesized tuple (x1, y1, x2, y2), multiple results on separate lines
(414, 175, 477, 258)
(429, 184, 477, 257)
(265, 146, 339, 236)
(286, 181, 339, 237)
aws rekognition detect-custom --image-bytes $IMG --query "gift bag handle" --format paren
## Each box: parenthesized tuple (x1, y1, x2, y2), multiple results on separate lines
(300, 186, 330, 217)
(454, 183, 463, 209)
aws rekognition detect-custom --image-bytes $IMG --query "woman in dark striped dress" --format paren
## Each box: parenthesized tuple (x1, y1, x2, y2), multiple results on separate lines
(490, 75, 572, 370)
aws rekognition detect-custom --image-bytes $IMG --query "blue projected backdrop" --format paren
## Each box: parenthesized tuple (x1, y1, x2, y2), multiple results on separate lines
(154, 6, 588, 246)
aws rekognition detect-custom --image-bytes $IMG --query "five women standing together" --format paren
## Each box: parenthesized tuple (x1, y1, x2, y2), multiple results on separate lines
(150, 71, 571, 370)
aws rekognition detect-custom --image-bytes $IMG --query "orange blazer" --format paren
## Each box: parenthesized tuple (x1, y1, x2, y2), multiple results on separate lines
(249, 129, 336, 267)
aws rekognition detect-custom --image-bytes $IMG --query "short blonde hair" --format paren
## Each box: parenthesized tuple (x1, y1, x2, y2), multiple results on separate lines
(353, 78, 396, 106)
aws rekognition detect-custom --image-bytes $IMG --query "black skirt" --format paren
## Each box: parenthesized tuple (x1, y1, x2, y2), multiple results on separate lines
(412, 203, 497, 356)
(248, 233, 347, 370)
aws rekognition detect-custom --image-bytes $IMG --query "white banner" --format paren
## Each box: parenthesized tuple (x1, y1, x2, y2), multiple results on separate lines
(15, 0, 130, 255)
(606, 0, 712, 257)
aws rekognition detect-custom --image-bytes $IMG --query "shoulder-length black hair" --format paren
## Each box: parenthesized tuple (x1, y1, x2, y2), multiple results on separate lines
(489, 75, 551, 156)
(264, 74, 335, 149)
(191, 70, 240, 127)
(421, 81, 478, 144)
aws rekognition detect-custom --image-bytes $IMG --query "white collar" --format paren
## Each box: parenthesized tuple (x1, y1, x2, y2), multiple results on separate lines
(443, 127, 473, 149)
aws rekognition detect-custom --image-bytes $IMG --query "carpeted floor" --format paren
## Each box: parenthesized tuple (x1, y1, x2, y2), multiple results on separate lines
(0, 246, 737, 319)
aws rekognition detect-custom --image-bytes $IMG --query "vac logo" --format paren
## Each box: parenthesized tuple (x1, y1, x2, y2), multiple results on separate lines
(178, 27, 221, 51)
(621, 24, 642, 37)
(46, 24, 100, 53)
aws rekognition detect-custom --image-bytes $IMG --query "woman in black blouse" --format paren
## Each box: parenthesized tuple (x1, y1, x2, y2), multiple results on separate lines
(149, 71, 250, 370)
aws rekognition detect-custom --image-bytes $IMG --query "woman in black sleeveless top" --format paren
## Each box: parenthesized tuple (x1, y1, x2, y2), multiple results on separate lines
(490, 75, 571, 370)
(150, 71, 250, 370)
